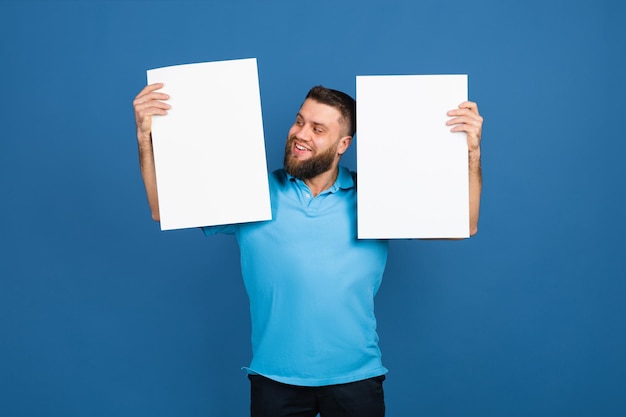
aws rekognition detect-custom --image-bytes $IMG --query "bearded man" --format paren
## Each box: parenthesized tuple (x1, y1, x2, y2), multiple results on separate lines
(133, 84, 483, 417)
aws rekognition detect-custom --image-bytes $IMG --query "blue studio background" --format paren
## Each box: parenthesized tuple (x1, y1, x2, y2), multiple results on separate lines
(1, 1, 625, 416)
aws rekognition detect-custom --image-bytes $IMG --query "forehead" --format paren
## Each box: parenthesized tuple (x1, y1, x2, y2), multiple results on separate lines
(298, 99, 343, 127)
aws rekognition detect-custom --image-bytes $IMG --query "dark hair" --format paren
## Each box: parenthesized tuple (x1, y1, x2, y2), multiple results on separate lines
(305, 85, 356, 137)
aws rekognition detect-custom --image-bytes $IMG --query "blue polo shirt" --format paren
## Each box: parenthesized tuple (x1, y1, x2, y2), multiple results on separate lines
(203, 167, 389, 386)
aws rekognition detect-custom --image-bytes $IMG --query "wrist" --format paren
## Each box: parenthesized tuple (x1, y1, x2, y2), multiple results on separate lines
(137, 131, 152, 144)
(469, 148, 481, 163)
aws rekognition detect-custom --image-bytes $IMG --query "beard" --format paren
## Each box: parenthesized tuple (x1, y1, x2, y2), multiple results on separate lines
(283, 136, 338, 180)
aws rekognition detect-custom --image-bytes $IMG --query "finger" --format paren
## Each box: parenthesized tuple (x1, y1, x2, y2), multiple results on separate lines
(447, 102, 479, 118)
(446, 114, 483, 128)
(134, 83, 170, 105)
(137, 107, 169, 119)
(136, 83, 164, 98)
(135, 99, 171, 112)
(449, 124, 480, 135)
(133, 96, 171, 117)
(134, 91, 170, 107)
(448, 117, 482, 136)
(447, 107, 481, 118)
(458, 101, 479, 113)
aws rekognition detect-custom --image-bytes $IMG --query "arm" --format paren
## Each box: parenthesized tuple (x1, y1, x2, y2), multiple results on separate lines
(132, 83, 171, 221)
(447, 101, 483, 236)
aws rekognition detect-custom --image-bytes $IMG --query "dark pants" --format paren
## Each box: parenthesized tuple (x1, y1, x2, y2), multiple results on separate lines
(249, 374, 386, 417)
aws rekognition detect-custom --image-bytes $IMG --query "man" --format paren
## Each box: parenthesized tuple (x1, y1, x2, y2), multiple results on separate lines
(133, 84, 483, 417)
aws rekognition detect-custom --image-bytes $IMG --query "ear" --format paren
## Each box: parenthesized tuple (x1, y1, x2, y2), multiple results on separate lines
(337, 135, 353, 156)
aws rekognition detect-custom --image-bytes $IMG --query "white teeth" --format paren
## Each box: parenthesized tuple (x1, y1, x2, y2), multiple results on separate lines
(295, 144, 309, 151)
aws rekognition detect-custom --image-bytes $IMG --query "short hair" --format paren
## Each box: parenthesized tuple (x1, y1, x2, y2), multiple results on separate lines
(305, 86, 356, 137)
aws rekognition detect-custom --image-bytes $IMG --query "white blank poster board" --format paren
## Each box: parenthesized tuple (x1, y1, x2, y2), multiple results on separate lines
(147, 58, 271, 231)
(356, 74, 469, 239)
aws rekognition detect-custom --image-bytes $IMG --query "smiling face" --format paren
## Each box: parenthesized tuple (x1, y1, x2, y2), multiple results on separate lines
(283, 98, 352, 180)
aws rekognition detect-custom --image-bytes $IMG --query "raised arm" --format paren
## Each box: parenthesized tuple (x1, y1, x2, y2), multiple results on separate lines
(447, 101, 483, 236)
(132, 83, 170, 222)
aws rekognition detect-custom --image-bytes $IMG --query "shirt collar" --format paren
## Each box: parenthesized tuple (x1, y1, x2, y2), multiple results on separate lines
(335, 166, 356, 191)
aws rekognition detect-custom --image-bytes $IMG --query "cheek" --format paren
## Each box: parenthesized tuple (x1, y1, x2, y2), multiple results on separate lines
(287, 125, 299, 138)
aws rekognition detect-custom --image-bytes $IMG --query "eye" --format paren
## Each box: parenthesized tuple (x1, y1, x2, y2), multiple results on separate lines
(313, 124, 325, 133)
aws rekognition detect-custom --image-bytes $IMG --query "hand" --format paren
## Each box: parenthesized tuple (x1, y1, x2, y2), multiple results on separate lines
(133, 83, 171, 143)
(446, 101, 483, 156)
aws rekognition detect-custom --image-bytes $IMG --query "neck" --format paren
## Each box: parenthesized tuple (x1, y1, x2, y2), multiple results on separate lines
(303, 166, 339, 197)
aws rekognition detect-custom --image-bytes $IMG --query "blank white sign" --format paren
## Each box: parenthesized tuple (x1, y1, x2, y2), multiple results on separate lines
(356, 74, 469, 239)
(147, 58, 271, 231)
